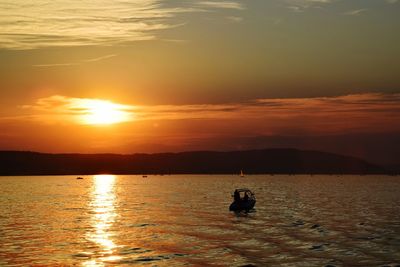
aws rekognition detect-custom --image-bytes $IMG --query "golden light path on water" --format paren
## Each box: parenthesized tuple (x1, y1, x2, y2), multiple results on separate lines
(84, 175, 121, 266)
(0, 175, 400, 265)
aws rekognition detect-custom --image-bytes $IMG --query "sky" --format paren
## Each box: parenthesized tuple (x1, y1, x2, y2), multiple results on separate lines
(0, 0, 399, 166)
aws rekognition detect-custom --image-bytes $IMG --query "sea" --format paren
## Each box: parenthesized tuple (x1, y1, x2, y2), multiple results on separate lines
(0, 175, 399, 266)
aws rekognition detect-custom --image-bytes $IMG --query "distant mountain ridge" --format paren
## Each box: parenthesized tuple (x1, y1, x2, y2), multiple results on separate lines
(0, 149, 387, 175)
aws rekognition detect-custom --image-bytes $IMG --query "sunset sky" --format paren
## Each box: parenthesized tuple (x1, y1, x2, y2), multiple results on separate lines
(0, 0, 399, 166)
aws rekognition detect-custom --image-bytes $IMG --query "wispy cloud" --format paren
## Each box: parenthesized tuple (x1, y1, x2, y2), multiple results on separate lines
(19, 95, 136, 125)
(344, 8, 367, 16)
(284, 0, 395, 13)
(197, 1, 245, 10)
(0, 0, 245, 50)
(32, 62, 80, 68)
(83, 54, 117, 63)
(15, 93, 400, 135)
(32, 54, 117, 67)
(285, 0, 334, 12)
(225, 16, 243, 22)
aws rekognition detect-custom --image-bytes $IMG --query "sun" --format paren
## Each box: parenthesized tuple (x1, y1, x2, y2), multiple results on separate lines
(80, 99, 133, 125)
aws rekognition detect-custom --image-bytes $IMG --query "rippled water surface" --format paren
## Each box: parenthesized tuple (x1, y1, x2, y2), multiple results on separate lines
(1, 175, 400, 266)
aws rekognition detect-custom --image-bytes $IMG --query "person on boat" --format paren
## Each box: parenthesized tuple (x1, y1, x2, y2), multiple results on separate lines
(243, 192, 249, 202)
(234, 189, 241, 202)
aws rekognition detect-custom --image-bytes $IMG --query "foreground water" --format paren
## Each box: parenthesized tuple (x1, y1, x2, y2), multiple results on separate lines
(0, 175, 399, 266)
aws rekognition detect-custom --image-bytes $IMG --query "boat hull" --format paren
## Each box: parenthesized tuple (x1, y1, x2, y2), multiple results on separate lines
(229, 200, 256, 212)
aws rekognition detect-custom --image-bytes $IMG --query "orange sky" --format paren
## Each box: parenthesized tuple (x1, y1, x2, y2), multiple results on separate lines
(0, 0, 399, 165)
(0, 93, 399, 166)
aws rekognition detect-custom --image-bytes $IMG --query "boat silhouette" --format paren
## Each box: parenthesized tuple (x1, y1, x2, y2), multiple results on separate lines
(229, 188, 256, 212)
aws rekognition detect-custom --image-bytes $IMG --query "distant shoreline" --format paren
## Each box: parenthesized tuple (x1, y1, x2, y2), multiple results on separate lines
(0, 148, 393, 176)
(0, 174, 397, 177)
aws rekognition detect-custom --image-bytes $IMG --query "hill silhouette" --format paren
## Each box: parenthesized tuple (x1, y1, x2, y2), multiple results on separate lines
(0, 149, 386, 175)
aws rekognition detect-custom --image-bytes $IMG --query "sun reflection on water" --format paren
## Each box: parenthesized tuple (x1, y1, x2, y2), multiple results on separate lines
(84, 175, 121, 266)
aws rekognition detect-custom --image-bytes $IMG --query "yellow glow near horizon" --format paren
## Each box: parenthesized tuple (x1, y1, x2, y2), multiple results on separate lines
(80, 99, 133, 125)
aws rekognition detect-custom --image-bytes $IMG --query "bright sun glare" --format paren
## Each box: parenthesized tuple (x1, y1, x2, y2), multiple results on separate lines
(80, 99, 133, 125)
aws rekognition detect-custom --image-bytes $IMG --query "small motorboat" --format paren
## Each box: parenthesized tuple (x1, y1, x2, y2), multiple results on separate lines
(76, 177, 84, 180)
(229, 188, 256, 212)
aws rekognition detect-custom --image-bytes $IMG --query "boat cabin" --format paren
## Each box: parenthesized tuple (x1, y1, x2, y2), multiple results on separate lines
(230, 188, 256, 212)
(232, 188, 255, 202)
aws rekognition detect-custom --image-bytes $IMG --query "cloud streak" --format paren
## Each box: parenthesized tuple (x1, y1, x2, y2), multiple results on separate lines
(15, 93, 400, 135)
(284, 0, 395, 13)
(0, 0, 244, 50)
(344, 8, 367, 16)
(197, 1, 245, 10)
(33, 54, 117, 67)
(285, 0, 334, 12)
(19, 95, 136, 125)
